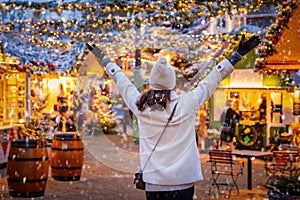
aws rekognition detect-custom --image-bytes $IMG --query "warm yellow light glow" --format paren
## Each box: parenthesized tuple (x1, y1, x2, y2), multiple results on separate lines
(48, 79, 59, 91)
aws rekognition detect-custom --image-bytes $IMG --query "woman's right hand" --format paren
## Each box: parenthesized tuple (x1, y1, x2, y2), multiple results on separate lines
(236, 35, 261, 56)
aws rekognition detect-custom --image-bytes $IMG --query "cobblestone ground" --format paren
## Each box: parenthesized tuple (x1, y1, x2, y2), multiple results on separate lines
(0, 134, 269, 200)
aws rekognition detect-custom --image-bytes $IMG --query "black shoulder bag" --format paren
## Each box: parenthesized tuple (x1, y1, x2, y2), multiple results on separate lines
(134, 102, 178, 190)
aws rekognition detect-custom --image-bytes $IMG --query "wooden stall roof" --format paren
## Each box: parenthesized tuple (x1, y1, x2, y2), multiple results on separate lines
(265, 4, 300, 70)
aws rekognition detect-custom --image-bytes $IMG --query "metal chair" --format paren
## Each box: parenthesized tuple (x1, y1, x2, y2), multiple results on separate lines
(207, 149, 244, 199)
(264, 150, 299, 186)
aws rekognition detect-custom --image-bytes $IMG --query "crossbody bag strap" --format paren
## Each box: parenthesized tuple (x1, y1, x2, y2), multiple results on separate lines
(141, 102, 178, 172)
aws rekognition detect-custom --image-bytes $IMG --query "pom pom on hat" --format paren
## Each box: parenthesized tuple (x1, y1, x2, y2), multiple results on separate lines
(149, 57, 176, 90)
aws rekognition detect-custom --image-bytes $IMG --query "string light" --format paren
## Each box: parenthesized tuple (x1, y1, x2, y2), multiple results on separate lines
(0, 0, 295, 77)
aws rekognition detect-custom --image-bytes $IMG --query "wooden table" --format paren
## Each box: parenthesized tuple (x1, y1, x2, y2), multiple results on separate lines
(232, 150, 273, 190)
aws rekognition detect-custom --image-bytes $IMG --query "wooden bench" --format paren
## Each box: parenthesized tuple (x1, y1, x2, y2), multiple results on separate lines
(207, 149, 244, 198)
(264, 150, 299, 186)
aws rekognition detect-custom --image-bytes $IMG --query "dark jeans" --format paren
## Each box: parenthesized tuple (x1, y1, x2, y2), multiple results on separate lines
(145, 186, 194, 200)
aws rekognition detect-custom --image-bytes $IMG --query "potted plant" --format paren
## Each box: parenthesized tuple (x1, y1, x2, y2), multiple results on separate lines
(266, 175, 300, 200)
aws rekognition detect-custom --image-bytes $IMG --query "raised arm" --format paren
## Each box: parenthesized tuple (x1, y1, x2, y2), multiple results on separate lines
(214, 35, 261, 82)
(192, 35, 261, 108)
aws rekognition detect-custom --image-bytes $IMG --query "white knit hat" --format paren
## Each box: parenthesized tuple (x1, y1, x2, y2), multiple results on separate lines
(149, 57, 176, 90)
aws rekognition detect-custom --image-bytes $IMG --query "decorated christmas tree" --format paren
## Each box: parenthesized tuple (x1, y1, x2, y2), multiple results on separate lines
(92, 83, 117, 134)
(74, 73, 117, 135)
(19, 90, 51, 139)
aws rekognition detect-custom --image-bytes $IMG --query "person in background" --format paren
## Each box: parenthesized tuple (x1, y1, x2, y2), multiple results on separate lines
(66, 111, 77, 132)
(220, 100, 240, 150)
(87, 34, 260, 200)
(259, 93, 274, 123)
(292, 128, 300, 147)
(196, 105, 208, 151)
(52, 112, 62, 132)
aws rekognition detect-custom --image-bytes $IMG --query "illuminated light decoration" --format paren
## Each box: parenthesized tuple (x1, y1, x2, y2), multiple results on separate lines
(0, 0, 289, 75)
(254, 1, 298, 76)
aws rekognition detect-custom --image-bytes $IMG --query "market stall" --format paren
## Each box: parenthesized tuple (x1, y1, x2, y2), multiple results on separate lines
(259, 2, 300, 149)
(213, 2, 300, 150)
(0, 43, 27, 125)
(0, 44, 26, 174)
(214, 76, 293, 150)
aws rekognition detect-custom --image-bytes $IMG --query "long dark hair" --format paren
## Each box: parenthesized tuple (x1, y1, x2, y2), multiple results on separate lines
(136, 90, 171, 111)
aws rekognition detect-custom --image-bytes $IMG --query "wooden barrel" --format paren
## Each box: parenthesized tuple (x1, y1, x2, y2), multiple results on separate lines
(7, 139, 49, 198)
(50, 132, 84, 181)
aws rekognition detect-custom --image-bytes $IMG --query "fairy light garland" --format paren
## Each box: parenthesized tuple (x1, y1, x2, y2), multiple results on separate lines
(0, 0, 289, 75)
(254, 0, 298, 76)
(0, 1, 284, 46)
